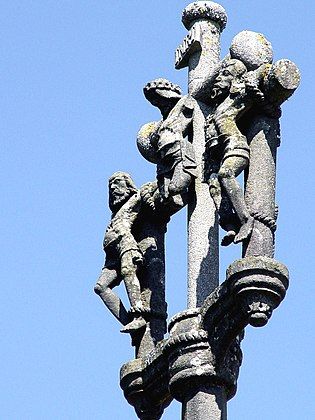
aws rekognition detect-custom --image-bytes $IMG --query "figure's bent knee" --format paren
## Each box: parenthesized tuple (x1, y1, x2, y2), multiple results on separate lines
(121, 266, 137, 279)
(94, 282, 105, 295)
(218, 166, 235, 180)
(94, 281, 114, 297)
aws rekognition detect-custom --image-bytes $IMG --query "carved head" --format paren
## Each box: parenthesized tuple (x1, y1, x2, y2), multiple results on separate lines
(143, 78, 182, 118)
(108, 172, 137, 212)
(211, 59, 247, 100)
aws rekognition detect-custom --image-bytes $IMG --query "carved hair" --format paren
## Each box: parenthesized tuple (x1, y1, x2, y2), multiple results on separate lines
(109, 172, 137, 194)
(108, 172, 138, 212)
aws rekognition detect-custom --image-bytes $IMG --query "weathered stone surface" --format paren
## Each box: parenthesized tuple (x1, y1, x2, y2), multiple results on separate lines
(187, 100, 219, 307)
(120, 349, 171, 420)
(230, 31, 273, 70)
(96, 2, 299, 418)
(205, 58, 254, 246)
(138, 79, 197, 201)
(263, 59, 301, 105)
(118, 254, 289, 418)
(95, 173, 188, 357)
(225, 256, 289, 327)
(182, 387, 227, 420)
(204, 55, 300, 253)
(182, 1, 227, 31)
(182, 2, 225, 307)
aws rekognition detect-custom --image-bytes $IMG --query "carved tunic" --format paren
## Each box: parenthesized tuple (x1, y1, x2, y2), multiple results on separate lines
(205, 93, 250, 167)
(103, 192, 141, 271)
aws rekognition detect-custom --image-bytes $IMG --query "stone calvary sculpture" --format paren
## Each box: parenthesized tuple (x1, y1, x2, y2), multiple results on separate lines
(94, 2, 300, 419)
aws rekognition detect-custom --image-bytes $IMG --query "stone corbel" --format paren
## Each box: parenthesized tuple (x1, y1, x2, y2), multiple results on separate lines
(120, 255, 289, 419)
(120, 343, 171, 420)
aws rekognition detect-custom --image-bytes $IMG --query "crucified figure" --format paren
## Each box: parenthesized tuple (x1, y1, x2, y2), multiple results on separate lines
(206, 59, 259, 245)
(94, 172, 146, 334)
(94, 171, 184, 337)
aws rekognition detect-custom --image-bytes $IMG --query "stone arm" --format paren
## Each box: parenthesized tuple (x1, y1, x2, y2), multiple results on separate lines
(140, 180, 188, 219)
(211, 60, 298, 140)
(244, 60, 300, 117)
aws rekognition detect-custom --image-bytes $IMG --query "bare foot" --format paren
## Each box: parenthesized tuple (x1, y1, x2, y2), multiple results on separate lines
(234, 217, 254, 243)
(221, 230, 236, 246)
(120, 316, 146, 334)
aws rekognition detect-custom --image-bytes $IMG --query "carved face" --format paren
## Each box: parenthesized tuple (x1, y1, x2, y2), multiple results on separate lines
(109, 175, 133, 212)
(211, 60, 246, 99)
(211, 66, 235, 100)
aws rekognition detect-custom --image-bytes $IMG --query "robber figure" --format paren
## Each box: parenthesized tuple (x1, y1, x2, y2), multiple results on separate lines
(206, 58, 266, 245)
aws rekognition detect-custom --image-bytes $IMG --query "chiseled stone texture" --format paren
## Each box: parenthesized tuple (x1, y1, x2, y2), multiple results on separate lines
(98, 2, 300, 419)
(230, 30, 273, 70)
(187, 101, 219, 308)
(182, 387, 227, 420)
(182, 1, 227, 30)
(183, 2, 225, 306)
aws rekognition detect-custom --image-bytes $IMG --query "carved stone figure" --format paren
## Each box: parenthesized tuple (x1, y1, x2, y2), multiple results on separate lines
(137, 79, 197, 199)
(205, 51, 299, 252)
(94, 172, 147, 334)
(205, 58, 272, 245)
(205, 59, 253, 244)
(94, 171, 190, 355)
(96, 2, 300, 419)
(137, 78, 182, 165)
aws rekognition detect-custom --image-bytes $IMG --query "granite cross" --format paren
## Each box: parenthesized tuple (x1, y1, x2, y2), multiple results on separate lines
(95, 2, 300, 419)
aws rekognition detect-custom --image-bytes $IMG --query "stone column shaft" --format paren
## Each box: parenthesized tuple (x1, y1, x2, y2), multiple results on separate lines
(243, 59, 300, 258)
(177, 4, 228, 419)
(182, 387, 227, 420)
(244, 116, 278, 258)
(181, 9, 226, 309)
(188, 100, 218, 308)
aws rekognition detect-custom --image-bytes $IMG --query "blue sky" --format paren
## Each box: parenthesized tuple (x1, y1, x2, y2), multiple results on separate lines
(1, 1, 314, 418)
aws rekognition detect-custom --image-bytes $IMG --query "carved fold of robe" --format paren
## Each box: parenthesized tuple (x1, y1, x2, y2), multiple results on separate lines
(156, 126, 197, 178)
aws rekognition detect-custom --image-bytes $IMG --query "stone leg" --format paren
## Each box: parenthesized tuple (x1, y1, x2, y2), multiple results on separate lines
(120, 252, 146, 333)
(208, 174, 240, 246)
(218, 156, 253, 243)
(168, 161, 192, 196)
(94, 267, 129, 326)
(157, 173, 171, 199)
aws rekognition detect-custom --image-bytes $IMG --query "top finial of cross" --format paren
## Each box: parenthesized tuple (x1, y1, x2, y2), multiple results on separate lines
(182, 1, 227, 30)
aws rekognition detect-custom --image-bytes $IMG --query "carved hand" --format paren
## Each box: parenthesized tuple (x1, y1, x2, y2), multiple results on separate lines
(121, 249, 143, 268)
